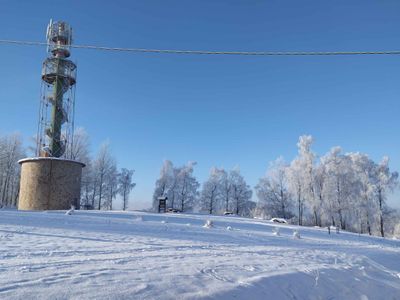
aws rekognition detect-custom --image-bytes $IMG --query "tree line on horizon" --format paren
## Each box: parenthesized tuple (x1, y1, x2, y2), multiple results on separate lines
(152, 161, 254, 216)
(1, 131, 399, 237)
(254, 136, 399, 238)
(152, 135, 399, 238)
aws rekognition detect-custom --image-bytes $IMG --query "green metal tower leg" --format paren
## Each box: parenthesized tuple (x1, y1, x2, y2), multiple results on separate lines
(50, 76, 64, 157)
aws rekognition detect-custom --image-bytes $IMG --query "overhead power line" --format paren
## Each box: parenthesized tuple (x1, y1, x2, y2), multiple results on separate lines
(0, 39, 400, 56)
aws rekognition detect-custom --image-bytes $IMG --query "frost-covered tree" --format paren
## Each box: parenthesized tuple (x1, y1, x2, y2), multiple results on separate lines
(93, 143, 115, 210)
(0, 133, 25, 207)
(220, 169, 232, 212)
(286, 136, 316, 225)
(348, 153, 376, 234)
(314, 160, 328, 226)
(298, 136, 320, 225)
(67, 128, 94, 208)
(168, 166, 181, 210)
(81, 159, 95, 208)
(373, 156, 398, 237)
(229, 167, 253, 216)
(152, 160, 174, 211)
(322, 148, 343, 228)
(175, 161, 200, 212)
(256, 135, 399, 235)
(70, 127, 91, 163)
(152, 160, 199, 212)
(321, 147, 357, 229)
(201, 166, 251, 216)
(256, 157, 293, 219)
(103, 159, 118, 210)
(200, 167, 225, 214)
(118, 168, 136, 211)
(287, 160, 304, 225)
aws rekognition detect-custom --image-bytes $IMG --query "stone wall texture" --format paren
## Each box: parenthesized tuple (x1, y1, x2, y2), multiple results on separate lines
(18, 158, 84, 210)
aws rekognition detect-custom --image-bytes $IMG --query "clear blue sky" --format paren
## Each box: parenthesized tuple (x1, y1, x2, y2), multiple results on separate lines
(1, 0, 399, 209)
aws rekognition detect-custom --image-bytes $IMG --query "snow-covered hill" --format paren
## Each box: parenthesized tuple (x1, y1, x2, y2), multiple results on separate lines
(0, 210, 399, 299)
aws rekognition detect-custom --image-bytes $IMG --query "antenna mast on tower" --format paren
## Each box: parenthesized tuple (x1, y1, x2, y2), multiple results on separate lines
(37, 20, 76, 158)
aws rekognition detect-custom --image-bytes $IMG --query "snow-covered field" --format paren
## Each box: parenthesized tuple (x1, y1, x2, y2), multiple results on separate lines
(0, 210, 399, 299)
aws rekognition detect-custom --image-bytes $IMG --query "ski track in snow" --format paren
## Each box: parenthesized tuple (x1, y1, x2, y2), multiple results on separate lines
(0, 210, 399, 299)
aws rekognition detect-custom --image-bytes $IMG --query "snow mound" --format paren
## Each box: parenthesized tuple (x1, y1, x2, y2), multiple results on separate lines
(203, 219, 213, 228)
(293, 229, 301, 239)
(65, 205, 75, 215)
(272, 227, 280, 236)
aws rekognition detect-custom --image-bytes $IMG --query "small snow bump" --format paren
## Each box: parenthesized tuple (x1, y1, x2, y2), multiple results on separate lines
(272, 227, 280, 236)
(203, 220, 213, 228)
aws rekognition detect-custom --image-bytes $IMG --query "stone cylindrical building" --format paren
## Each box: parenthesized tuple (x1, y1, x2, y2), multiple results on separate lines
(18, 157, 84, 210)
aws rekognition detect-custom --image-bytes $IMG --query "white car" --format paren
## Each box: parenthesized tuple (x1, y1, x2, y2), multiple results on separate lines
(223, 211, 235, 216)
(270, 218, 288, 224)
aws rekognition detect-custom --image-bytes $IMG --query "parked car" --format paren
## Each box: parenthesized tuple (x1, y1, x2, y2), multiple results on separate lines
(166, 208, 182, 213)
(270, 217, 288, 224)
(223, 211, 235, 216)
